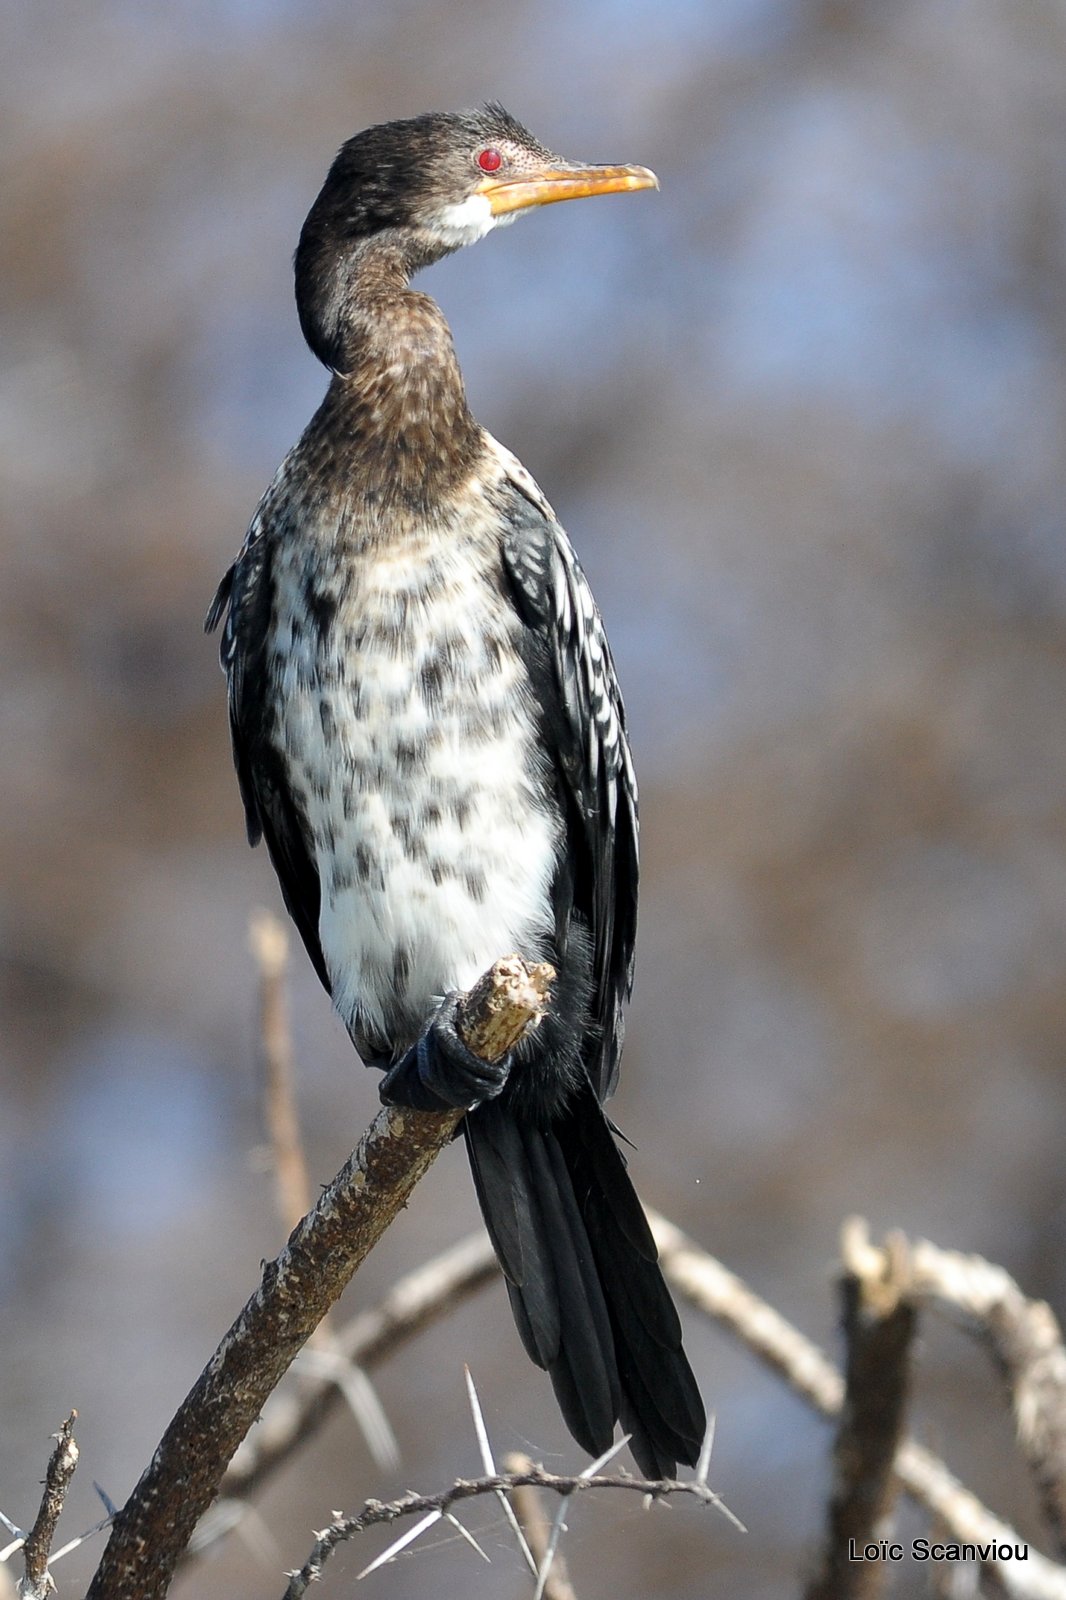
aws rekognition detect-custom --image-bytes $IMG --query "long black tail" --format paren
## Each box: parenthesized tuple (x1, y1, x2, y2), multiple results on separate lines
(463, 1083, 705, 1477)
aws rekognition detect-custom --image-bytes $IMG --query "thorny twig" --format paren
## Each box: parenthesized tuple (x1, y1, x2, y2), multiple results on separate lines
(281, 1466, 732, 1600)
(291, 1376, 731, 1598)
(524, 1435, 649, 1600)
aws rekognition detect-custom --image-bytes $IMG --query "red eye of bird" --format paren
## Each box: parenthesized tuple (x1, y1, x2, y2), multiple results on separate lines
(477, 148, 503, 173)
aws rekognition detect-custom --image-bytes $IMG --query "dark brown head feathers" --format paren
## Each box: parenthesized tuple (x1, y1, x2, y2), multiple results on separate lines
(294, 106, 551, 368)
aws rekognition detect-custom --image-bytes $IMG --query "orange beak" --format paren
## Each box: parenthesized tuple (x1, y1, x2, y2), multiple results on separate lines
(476, 162, 659, 217)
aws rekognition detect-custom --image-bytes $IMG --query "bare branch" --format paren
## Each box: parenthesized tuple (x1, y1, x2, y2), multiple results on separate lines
(649, 1213, 1066, 1600)
(505, 1453, 578, 1600)
(456, 957, 553, 1060)
(85, 956, 552, 1600)
(20, 1412, 78, 1600)
(904, 1236, 1066, 1556)
(222, 1232, 497, 1499)
(219, 955, 552, 1505)
(220, 1201, 1066, 1599)
(805, 1220, 916, 1600)
(281, 1464, 729, 1600)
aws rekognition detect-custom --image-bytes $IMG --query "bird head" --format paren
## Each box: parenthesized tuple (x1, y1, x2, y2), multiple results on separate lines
(294, 104, 657, 368)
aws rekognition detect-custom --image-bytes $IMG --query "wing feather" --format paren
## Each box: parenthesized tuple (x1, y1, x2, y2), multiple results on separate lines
(491, 439, 638, 1103)
(206, 508, 330, 992)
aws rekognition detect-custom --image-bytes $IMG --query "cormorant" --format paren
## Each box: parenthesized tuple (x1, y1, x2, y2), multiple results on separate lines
(207, 103, 706, 1477)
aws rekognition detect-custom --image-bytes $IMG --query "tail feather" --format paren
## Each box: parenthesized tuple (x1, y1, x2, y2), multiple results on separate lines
(468, 1106, 618, 1456)
(542, 1130, 618, 1398)
(464, 1091, 706, 1479)
(619, 1359, 702, 1479)
(586, 1208, 706, 1444)
(465, 1107, 560, 1363)
(463, 1105, 527, 1281)
(566, 1105, 659, 1260)
(535, 1129, 620, 1438)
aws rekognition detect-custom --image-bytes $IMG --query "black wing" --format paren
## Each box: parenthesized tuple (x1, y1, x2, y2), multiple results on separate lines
(496, 462, 638, 1104)
(205, 508, 331, 993)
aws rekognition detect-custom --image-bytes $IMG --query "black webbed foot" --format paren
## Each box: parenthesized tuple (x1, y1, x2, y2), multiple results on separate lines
(379, 992, 512, 1110)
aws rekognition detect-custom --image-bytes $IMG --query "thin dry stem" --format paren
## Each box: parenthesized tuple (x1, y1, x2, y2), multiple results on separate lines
(249, 909, 311, 1230)
(249, 908, 396, 1472)
(505, 1452, 579, 1600)
(282, 1465, 727, 1600)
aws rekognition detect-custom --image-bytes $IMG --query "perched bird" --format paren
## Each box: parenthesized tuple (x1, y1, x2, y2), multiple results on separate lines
(207, 104, 705, 1477)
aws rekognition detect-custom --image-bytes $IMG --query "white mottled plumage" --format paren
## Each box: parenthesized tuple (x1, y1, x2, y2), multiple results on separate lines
(268, 471, 561, 1048)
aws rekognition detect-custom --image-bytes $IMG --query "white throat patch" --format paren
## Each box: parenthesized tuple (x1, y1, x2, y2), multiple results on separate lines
(433, 192, 499, 248)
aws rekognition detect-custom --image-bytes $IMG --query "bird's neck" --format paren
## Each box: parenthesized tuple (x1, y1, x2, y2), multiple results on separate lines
(297, 235, 482, 508)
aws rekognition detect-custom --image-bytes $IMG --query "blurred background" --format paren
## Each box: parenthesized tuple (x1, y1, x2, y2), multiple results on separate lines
(3, 1, 1066, 1595)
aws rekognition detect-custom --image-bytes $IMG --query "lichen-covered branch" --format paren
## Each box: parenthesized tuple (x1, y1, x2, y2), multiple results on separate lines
(20, 1411, 79, 1600)
(85, 956, 552, 1600)
(221, 1231, 498, 1500)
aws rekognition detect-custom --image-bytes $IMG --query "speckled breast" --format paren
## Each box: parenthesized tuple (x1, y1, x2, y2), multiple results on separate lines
(268, 503, 561, 1053)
